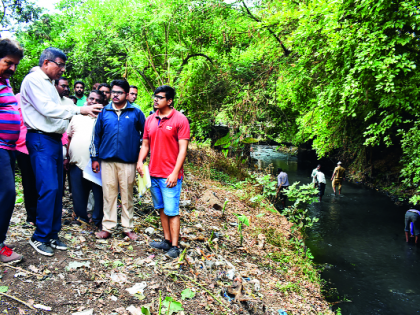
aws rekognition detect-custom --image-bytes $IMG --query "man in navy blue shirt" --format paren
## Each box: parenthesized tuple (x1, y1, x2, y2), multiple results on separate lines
(90, 80, 145, 240)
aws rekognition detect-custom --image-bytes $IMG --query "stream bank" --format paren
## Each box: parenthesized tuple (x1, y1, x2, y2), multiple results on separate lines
(251, 145, 420, 315)
(0, 145, 333, 315)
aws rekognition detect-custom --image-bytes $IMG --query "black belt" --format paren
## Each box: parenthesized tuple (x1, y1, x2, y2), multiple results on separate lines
(27, 129, 62, 141)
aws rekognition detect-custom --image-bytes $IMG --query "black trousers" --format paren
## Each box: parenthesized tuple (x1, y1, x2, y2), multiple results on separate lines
(318, 183, 326, 197)
(15, 151, 38, 223)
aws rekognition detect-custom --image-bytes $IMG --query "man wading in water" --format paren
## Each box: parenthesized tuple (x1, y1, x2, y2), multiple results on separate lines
(331, 161, 345, 195)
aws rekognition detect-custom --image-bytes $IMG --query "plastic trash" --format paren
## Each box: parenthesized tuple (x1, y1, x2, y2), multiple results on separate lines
(110, 272, 128, 283)
(222, 289, 233, 303)
(66, 261, 90, 271)
(226, 269, 236, 280)
(126, 282, 148, 295)
(278, 309, 288, 315)
(34, 304, 52, 311)
(145, 227, 155, 235)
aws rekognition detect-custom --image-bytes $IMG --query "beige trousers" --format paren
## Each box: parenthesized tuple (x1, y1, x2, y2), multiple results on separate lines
(101, 161, 136, 233)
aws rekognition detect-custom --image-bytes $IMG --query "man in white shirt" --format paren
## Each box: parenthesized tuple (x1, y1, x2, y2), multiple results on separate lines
(311, 164, 320, 188)
(276, 168, 290, 209)
(315, 167, 327, 202)
(21, 47, 103, 257)
(67, 90, 105, 229)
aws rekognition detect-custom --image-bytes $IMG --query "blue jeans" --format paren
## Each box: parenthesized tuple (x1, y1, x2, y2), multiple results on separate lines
(69, 164, 103, 227)
(16, 151, 38, 223)
(405, 211, 420, 236)
(150, 177, 182, 216)
(26, 133, 63, 243)
(0, 148, 16, 244)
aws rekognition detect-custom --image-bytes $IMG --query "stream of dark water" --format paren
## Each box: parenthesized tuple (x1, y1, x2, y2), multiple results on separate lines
(251, 145, 420, 315)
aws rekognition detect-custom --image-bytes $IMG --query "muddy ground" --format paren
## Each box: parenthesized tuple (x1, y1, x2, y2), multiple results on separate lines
(0, 148, 334, 315)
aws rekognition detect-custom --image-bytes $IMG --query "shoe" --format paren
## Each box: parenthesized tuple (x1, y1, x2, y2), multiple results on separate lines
(29, 238, 54, 256)
(96, 230, 112, 239)
(123, 231, 138, 241)
(50, 238, 67, 250)
(2, 243, 15, 249)
(149, 239, 171, 251)
(0, 245, 23, 264)
(165, 246, 180, 258)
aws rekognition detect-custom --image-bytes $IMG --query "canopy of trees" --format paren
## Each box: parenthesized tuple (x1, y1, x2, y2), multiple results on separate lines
(13, 0, 420, 200)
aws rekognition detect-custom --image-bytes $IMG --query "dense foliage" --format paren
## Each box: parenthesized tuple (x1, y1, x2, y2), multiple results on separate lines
(12, 0, 420, 200)
(0, 0, 43, 30)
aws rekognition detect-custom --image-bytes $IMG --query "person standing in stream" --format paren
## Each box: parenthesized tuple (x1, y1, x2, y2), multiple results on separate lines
(405, 209, 420, 244)
(331, 161, 345, 195)
(315, 166, 327, 202)
(137, 85, 190, 258)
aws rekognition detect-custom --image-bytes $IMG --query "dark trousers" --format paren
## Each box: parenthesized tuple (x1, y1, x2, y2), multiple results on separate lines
(0, 148, 16, 244)
(318, 183, 326, 197)
(69, 164, 103, 227)
(15, 151, 38, 223)
(26, 133, 63, 243)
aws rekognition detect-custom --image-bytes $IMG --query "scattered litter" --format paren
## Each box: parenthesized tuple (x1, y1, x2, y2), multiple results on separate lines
(110, 273, 128, 283)
(14, 272, 27, 277)
(126, 305, 142, 315)
(180, 200, 191, 207)
(278, 309, 288, 315)
(144, 227, 155, 235)
(126, 282, 147, 295)
(194, 223, 203, 230)
(226, 269, 236, 280)
(34, 304, 52, 311)
(110, 295, 118, 301)
(249, 279, 261, 291)
(66, 261, 91, 271)
(72, 309, 94, 315)
(28, 265, 39, 273)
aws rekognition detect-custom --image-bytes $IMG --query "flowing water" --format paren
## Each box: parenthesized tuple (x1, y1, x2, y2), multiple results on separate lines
(251, 145, 420, 315)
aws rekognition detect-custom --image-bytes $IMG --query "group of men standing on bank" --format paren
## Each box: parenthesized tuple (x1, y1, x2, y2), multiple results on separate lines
(0, 39, 190, 264)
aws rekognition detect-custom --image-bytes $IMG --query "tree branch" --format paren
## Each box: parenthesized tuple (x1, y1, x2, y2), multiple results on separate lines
(174, 53, 214, 84)
(241, 1, 291, 57)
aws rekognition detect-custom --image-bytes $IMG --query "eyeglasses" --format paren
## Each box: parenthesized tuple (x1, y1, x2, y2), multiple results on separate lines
(111, 91, 125, 96)
(48, 60, 66, 69)
(59, 85, 69, 89)
(153, 94, 166, 100)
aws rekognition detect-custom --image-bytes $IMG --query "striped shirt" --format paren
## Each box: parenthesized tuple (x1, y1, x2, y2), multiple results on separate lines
(0, 78, 20, 150)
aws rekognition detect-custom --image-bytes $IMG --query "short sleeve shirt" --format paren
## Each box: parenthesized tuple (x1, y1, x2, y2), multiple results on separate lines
(334, 166, 345, 179)
(67, 115, 96, 170)
(143, 109, 190, 179)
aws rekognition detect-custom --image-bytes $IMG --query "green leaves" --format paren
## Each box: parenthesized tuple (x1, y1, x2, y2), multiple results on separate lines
(0, 286, 8, 293)
(162, 296, 184, 314)
(181, 288, 195, 300)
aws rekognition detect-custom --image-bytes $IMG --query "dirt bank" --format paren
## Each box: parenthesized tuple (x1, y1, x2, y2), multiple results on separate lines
(0, 146, 333, 315)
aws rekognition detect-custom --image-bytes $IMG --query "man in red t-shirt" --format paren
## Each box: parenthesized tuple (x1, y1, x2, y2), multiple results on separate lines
(137, 85, 190, 258)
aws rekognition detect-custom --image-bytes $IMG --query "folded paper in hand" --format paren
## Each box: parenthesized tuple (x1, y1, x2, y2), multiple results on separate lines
(138, 164, 151, 197)
(83, 160, 102, 186)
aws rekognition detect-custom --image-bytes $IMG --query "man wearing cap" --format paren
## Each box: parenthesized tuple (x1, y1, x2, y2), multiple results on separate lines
(331, 162, 345, 195)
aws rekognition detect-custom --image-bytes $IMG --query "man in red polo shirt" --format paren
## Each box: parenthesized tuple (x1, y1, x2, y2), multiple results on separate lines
(137, 85, 190, 258)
